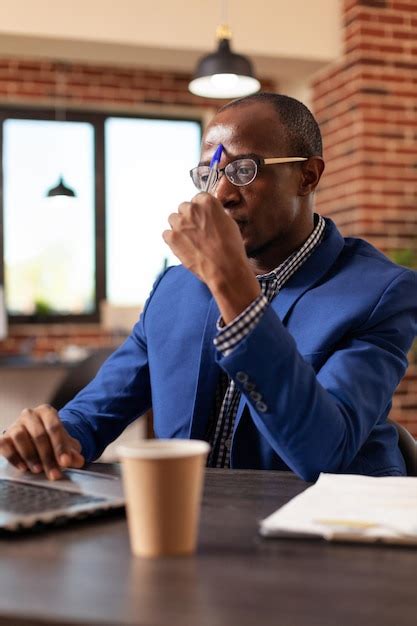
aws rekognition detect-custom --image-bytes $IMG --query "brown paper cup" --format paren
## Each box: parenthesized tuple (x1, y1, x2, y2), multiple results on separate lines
(117, 439, 210, 558)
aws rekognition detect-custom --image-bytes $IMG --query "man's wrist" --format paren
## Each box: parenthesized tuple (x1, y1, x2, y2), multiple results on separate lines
(208, 269, 261, 325)
(214, 293, 268, 356)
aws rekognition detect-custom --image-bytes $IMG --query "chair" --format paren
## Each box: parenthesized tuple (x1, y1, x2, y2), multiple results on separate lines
(49, 347, 114, 410)
(388, 418, 417, 477)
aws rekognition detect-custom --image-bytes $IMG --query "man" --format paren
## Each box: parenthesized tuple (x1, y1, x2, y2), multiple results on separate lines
(1, 93, 416, 481)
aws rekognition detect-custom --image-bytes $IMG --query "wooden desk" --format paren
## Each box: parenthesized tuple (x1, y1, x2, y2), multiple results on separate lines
(0, 467, 416, 626)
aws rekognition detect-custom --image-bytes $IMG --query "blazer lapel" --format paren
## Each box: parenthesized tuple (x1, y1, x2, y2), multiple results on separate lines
(273, 218, 345, 322)
(189, 297, 221, 440)
(233, 218, 345, 433)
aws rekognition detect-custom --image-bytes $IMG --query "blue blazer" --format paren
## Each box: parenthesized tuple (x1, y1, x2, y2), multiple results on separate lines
(61, 219, 417, 480)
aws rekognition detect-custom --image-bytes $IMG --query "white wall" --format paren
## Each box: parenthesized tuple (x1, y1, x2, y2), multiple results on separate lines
(0, 0, 343, 85)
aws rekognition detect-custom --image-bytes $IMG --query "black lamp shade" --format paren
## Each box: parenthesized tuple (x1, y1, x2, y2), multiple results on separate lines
(189, 38, 260, 99)
(46, 176, 76, 198)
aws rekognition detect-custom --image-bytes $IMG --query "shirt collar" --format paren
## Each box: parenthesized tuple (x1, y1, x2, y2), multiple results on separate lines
(256, 213, 325, 281)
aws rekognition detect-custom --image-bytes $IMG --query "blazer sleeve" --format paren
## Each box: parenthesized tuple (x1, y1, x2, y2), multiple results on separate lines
(59, 271, 168, 463)
(215, 269, 417, 481)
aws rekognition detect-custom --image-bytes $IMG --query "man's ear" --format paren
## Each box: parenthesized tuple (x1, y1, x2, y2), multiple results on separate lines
(298, 157, 325, 196)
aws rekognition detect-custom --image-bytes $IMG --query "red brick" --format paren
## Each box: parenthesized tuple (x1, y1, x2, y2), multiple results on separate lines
(392, 1, 417, 10)
(392, 29, 417, 40)
(360, 26, 389, 37)
(314, 0, 417, 420)
(378, 13, 406, 25)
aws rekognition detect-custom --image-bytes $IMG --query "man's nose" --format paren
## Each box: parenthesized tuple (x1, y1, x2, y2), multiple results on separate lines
(213, 173, 242, 206)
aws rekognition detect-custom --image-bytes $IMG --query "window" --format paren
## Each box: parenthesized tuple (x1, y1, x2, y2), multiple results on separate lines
(105, 117, 201, 306)
(0, 109, 202, 322)
(3, 118, 95, 317)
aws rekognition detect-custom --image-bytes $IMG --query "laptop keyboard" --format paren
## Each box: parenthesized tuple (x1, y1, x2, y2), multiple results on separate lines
(0, 479, 106, 514)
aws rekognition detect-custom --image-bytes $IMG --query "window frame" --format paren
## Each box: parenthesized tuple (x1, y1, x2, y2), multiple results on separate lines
(0, 106, 203, 324)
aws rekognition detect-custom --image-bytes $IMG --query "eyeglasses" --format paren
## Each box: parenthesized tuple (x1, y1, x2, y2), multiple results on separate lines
(190, 156, 308, 192)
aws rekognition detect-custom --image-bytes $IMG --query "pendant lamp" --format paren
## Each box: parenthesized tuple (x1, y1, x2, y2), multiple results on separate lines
(45, 63, 77, 198)
(189, 23, 260, 99)
(46, 176, 76, 197)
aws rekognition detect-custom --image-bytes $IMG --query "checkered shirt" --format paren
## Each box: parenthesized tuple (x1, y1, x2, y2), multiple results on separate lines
(206, 214, 326, 468)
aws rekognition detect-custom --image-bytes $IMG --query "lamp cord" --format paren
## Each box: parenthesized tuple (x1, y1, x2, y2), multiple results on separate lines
(220, 0, 228, 25)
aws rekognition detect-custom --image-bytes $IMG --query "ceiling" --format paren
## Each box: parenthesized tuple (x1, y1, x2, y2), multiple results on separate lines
(0, 0, 342, 84)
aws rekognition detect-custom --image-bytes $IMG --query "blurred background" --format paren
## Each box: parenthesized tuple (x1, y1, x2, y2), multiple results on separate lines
(0, 0, 415, 453)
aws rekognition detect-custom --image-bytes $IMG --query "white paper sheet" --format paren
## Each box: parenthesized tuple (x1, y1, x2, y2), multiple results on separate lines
(260, 473, 417, 545)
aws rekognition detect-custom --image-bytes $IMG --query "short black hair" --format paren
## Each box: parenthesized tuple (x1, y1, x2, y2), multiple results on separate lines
(218, 92, 323, 157)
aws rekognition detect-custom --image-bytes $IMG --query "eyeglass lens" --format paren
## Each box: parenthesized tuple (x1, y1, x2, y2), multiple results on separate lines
(191, 158, 258, 191)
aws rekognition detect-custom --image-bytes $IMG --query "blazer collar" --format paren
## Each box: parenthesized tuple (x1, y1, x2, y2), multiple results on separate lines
(272, 218, 345, 322)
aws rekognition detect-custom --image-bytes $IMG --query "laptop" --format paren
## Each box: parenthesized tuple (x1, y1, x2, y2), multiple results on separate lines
(0, 457, 125, 531)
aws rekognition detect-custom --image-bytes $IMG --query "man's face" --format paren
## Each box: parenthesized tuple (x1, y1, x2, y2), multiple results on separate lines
(200, 102, 308, 265)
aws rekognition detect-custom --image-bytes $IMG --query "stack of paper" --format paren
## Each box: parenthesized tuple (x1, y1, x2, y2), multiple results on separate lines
(260, 473, 417, 545)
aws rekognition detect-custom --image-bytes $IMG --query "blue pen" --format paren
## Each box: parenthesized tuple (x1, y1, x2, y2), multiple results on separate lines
(204, 144, 224, 193)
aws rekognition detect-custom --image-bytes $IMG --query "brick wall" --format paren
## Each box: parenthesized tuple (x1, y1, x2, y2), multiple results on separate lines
(311, 0, 417, 433)
(0, 58, 274, 111)
(0, 324, 127, 359)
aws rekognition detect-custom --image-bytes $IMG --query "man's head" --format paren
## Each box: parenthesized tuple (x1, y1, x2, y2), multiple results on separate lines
(198, 92, 325, 272)
(218, 92, 323, 158)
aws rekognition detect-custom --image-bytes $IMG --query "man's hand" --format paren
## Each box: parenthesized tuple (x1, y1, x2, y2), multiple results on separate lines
(0, 405, 84, 480)
(163, 193, 261, 323)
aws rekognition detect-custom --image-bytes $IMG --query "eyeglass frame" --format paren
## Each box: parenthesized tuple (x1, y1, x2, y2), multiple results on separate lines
(189, 156, 309, 192)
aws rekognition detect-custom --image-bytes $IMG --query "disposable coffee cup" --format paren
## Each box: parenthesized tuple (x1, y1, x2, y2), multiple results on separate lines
(117, 439, 210, 558)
